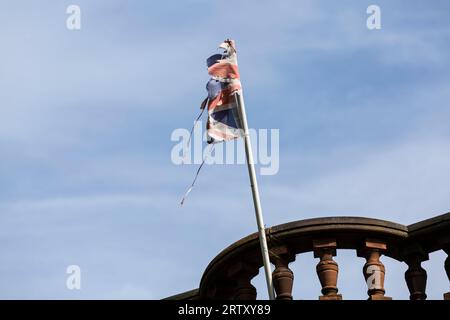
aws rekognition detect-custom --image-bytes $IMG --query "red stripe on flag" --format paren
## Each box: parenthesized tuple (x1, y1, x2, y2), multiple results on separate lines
(208, 62, 240, 79)
(207, 83, 241, 112)
(208, 92, 236, 111)
(207, 127, 238, 141)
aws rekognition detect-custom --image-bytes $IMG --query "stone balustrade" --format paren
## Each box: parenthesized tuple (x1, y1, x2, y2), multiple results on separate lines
(165, 213, 450, 300)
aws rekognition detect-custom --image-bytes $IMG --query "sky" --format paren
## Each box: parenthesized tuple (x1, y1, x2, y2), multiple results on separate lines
(0, 0, 449, 299)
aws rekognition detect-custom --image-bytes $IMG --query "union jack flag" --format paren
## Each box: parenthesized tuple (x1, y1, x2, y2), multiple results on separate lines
(202, 40, 244, 143)
(181, 40, 245, 205)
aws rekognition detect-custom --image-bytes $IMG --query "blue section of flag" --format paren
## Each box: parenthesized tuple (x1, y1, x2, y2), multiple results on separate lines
(206, 54, 223, 68)
(206, 79, 225, 99)
(210, 109, 241, 129)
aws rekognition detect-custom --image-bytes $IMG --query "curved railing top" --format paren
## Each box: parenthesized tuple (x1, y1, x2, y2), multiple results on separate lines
(199, 213, 450, 298)
(408, 213, 450, 252)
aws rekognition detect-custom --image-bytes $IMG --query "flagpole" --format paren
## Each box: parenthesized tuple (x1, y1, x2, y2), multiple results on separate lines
(235, 91, 275, 300)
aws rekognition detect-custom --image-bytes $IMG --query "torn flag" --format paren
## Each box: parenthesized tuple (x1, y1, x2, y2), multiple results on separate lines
(203, 40, 244, 143)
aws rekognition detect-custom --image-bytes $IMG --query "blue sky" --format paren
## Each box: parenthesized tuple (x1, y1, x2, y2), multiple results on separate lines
(1, 0, 450, 299)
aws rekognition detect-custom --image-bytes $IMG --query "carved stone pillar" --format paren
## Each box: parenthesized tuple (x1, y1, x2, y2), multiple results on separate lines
(313, 239, 342, 300)
(444, 248, 450, 300)
(404, 250, 428, 300)
(357, 239, 392, 300)
(228, 261, 259, 300)
(270, 246, 295, 300)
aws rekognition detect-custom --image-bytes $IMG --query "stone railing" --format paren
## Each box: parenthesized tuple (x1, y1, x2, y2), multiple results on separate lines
(192, 213, 450, 300)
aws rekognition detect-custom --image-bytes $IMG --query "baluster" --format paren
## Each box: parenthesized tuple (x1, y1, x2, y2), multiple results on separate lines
(227, 261, 258, 300)
(210, 278, 237, 300)
(271, 246, 295, 300)
(357, 239, 392, 300)
(444, 248, 450, 300)
(404, 251, 428, 300)
(313, 239, 342, 300)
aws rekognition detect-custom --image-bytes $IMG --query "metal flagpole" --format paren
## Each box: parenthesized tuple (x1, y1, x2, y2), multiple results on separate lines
(235, 90, 275, 300)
